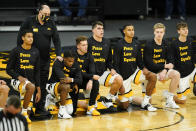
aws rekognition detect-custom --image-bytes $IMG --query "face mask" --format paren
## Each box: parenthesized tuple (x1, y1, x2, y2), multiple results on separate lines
(6, 111, 15, 118)
(41, 15, 50, 23)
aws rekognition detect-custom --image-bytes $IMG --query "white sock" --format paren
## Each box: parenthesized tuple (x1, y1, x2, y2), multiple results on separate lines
(167, 92, 174, 103)
(22, 108, 27, 114)
(143, 95, 151, 104)
(106, 93, 115, 100)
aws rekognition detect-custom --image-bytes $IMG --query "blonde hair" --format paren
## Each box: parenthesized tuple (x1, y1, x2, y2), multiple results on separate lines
(153, 23, 165, 31)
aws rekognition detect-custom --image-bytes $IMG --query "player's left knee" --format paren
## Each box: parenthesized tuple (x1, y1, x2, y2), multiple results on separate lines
(26, 83, 35, 93)
(114, 75, 123, 86)
(147, 72, 157, 82)
(0, 85, 10, 94)
(170, 70, 180, 79)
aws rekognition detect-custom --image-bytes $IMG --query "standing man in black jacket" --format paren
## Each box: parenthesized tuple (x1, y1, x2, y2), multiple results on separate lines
(17, 4, 62, 115)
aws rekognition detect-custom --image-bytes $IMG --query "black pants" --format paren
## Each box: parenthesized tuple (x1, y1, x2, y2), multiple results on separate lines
(69, 89, 79, 115)
(35, 59, 50, 110)
(80, 79, 99, 106)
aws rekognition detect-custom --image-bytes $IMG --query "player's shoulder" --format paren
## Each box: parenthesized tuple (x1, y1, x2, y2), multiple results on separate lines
(31, 47, 40, 54)
(145, 39, 154, 47)
(11, 46, 21, 53)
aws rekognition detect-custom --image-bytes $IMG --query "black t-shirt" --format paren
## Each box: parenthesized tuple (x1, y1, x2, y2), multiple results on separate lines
(17, 15, 61, 60)
(144, 39, 173, 73)
(0, 111, 28, 131)
(6, 46, 40, 87)
(88, 37, 113, 76)
(74, 49, 95, 80)
(48, 59, 82, 86)
(113, 39, 144, 80)
(171, 38, 195, 78)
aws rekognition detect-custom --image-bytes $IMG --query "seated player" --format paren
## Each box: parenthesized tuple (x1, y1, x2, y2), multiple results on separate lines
(88, 21, 124, 110)
(0, 80, 10, 111)
(6, 29, 41, 123)
(169, 22, 196, 104)
(74, 36, 100, 115)
(144, 23, 180, 109)
(113, 24, 157, 111)
(45, 50, 82, 119)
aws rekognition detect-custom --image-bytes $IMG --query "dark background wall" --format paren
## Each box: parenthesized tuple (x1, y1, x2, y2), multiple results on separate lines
(0, 0, 196, 16)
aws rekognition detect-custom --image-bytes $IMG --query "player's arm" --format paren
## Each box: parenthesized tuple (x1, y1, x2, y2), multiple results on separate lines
(136, 42, 145, 70)
(190, 40, 196, 64)
(34, 52, 41, 103)
(72, 64, 83, 86)
(6, 48, 21, 79)
(165, 41, 175, 66)
(51, 21, 61, 57)
(106, 41, 114, 70)
(17, 17, 31, 46)
(113, 42, 121, 74)
(82, 54, 96, 80)
(53, 59, 66, 80)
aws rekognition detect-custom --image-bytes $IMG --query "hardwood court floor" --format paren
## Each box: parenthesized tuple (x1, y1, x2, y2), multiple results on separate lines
(1, 71, 196, 131)
(29, 81, 196, 131)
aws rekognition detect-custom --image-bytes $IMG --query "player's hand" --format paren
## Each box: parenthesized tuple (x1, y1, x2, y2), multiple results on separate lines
(93, 75, 100, 80)
(18, 76, 27, 84)
(142, 67, 149, 75)
(86, 80, 93, 91)
(165, 63, 174, 69)
(73, 85, 78, 94)
(0, 80, 6, 85)
(110, 69, 117, 76)
(158, 69, 167, 81)
(35, 87, 41, 103)
(56, 56, 63, 62)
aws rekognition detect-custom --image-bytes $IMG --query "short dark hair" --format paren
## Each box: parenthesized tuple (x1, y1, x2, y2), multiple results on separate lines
(6, 95, 21, 108)
(176, 22, 188, 30)
(76, 36, 88, 45)
(122, 24, 134, 31)
(92, 21, 104, 29)
(63, 50, 75, 58)
(21, 29, 33, 37)
(120, 24, 134, 36)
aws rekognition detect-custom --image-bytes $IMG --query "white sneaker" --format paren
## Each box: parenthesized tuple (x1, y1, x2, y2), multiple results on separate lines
(58, 106, 72, 119)
(165, 101, 180, 109)
(142, 102, 157, 112)
(102, 98, 113, 108)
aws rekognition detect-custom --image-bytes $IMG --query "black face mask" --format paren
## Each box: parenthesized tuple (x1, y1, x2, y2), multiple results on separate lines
(41, 15, 50, 23)
(6, 111, 15, 118)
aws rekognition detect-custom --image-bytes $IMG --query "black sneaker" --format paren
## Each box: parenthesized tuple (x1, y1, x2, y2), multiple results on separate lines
(35, 107, 50, 116)
(102, 98, 113, 108)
